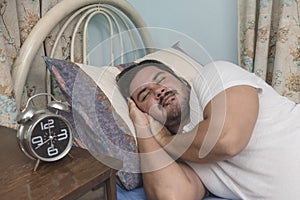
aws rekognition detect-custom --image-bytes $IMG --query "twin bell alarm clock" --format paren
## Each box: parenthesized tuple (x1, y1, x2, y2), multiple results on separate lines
(17, 93, 73, 171)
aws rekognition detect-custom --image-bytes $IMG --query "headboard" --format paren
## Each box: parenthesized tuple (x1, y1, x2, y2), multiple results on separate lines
(12, 0, 153, 110)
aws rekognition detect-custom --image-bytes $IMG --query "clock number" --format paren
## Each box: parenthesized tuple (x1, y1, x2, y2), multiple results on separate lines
(57, 129, 68, 141)
(32, 136, 43, 146)
(40, 119, 54, 130)
(47, 146, 58, 156)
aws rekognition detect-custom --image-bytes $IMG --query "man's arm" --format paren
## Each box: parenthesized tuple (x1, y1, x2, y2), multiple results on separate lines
(153, 85, 259, 163)
(128, 99, 206, 200)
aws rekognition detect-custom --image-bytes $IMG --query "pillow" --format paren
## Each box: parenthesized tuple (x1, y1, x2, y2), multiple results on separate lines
(44, 57, 142, 190)
(135, 45, 202, 84)
(43, 46, 203, 190)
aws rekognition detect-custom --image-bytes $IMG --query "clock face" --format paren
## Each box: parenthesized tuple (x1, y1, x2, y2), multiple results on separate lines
(29, 115, 73, 161)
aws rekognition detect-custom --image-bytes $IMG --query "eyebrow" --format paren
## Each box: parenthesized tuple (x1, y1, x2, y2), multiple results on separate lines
(152, 71, 165, 81)
(136, 71, 165, 102)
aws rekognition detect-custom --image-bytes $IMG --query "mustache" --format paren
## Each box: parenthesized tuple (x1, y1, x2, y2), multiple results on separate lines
(158, 90, 178, 109)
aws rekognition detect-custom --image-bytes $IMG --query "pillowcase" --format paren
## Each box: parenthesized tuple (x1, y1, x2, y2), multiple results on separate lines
(44, 46, 203, 190)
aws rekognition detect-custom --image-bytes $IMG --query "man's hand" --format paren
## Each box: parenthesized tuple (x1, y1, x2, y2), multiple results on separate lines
(128, 98, 172, 141)
(147, 115, 172, 146)
(128, 98, 151, 138)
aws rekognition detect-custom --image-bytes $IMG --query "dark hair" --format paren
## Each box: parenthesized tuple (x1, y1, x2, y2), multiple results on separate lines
(116, 59, 183, 98)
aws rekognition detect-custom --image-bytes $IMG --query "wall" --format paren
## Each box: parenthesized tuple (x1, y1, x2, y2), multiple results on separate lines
(126, 0, 238, 65)
(88, 0, 238, 65)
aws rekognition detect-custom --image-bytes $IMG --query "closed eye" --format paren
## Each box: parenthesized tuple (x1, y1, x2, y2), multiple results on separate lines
(142, 91, 150, 101)
(137, 87, 150, 102)
(157, 77, 166, 84)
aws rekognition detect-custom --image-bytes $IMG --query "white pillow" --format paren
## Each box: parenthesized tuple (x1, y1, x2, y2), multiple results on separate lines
(135, 47, 202, 84)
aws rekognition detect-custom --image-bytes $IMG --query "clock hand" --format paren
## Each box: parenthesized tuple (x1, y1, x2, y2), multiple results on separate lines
(35, 134, 58, 150)
(48, 127, 57, 148)
(48, 126, 54, 148)
(35, 128, 56, 149)
(35, 137, 51, 149)
(50, 134, 54, 148)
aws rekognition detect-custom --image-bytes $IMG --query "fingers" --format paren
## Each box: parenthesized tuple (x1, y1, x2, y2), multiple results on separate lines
(127, 98, 170, 140)
(127, 98, 139, 115)
(128, 98, 149, 117)
(127, 98, 150, 127)
(127, 98, 138, 118)
(127, 97, 136, 109)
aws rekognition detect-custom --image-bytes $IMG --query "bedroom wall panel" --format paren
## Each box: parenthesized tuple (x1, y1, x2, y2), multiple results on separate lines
(129, 0, 238, 64)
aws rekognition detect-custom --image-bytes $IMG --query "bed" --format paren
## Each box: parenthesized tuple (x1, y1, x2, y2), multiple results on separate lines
(12, 0, 223, 199)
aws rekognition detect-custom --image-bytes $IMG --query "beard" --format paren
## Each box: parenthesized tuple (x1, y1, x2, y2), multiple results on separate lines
(163, 94, 190, 133)
(165, 99, 181, 121)
(157, 90, 180, 122)
(148, 84, 191, 134)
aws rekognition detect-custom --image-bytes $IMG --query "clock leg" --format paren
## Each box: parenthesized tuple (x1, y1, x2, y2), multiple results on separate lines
(33, 159, 40, 171)
(67, 153, 74, 160)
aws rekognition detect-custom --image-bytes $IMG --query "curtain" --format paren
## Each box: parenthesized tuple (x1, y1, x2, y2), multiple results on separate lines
(0, 0, 83, 129)
(0, 0, 39, 129)
(238, 0, 300, 103)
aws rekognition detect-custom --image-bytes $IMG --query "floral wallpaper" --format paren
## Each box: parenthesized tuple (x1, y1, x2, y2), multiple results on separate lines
(239, 0, 300, 103)
(0, 0, 83, 129)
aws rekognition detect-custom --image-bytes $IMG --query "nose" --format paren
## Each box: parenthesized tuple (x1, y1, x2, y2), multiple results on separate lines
(154, 86, 166, 99)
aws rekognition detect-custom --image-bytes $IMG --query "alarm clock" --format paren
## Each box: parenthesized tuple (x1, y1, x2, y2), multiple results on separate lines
(17, 93, 73, 171)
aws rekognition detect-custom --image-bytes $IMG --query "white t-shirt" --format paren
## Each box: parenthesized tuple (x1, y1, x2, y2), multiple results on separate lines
(184, 61, 300, 199)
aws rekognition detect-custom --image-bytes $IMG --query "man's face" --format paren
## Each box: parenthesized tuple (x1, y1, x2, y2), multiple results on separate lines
(129, 66, 190, 127)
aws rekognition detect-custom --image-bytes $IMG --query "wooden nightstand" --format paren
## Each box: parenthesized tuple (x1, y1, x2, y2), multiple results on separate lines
(0, 126, 122, 200)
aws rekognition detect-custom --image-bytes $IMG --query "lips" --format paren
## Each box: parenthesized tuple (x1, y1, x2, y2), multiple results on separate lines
(161, 93, 176, 107)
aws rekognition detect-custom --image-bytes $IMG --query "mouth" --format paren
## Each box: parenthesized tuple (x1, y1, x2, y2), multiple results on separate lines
(160, 90, 177, 107)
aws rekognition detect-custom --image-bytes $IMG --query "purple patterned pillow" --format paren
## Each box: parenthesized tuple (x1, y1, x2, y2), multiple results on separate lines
(44, 57, 142, 190)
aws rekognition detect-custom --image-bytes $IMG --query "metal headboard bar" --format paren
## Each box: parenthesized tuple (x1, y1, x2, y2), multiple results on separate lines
(13, 0, 154, 110)
(70, 9, 115, 63)
(47, 4, 139, 100)
(101, 4, 138, 61)
(82, 8, 126, 65)
(81, 9, 117, 65)
(49, 4, 96, 58)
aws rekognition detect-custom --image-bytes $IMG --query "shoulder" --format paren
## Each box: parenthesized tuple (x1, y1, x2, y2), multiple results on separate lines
(191, 60, 261, 110)
(192, 61, 243, 87)
(193, 60, 256, 88)
(202, 61, 248, 76)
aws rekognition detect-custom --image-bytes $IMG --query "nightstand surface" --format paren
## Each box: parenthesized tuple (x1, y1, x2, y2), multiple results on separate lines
(0, 126, 122, 200)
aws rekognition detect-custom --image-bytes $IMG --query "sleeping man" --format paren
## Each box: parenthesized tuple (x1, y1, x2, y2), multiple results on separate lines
(116, 59, 300, 200)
